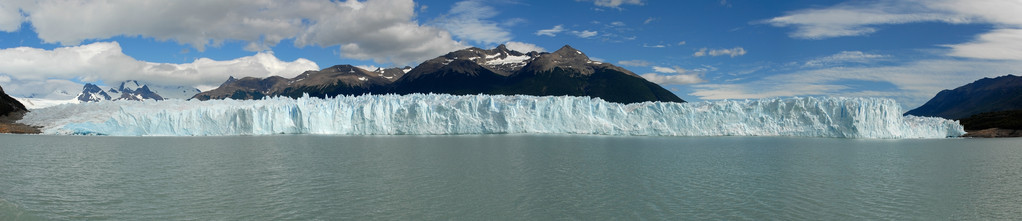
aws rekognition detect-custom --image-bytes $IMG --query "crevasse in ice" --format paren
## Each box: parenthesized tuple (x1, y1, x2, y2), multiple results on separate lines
(19, 94, 965, 138)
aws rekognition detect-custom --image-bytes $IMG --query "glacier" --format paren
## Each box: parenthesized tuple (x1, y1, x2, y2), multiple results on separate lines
(18, 94, 965, 138)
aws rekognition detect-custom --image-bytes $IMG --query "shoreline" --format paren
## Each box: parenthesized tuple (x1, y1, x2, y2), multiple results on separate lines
(0, 111, 41, 134)
(963, 128, 1022, 138)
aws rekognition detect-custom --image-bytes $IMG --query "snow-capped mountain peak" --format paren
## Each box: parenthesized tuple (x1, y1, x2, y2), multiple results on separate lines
(148, 85, 202, 100)
(74, 80, 200, 102)
(76, 83, 112, 102)
(420, 44, 541, 76)
(119, 80, 144, 92)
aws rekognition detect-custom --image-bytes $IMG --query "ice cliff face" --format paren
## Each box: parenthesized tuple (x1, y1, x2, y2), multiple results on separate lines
(19, 94, 965, 138)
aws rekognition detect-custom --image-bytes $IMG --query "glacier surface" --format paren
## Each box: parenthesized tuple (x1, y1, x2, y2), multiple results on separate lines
(19, 94, 965, 138)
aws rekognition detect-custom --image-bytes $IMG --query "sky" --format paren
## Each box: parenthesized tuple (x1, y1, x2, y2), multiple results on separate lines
(0, 0, 1020, 109)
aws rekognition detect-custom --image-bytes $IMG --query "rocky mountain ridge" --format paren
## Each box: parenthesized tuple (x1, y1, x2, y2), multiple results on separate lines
(0, 84, 39, 134)
(905, 75, 1022, 119)
(194, 45, 684, 104)
(0, 85, 27, 117)
(905, 75, 1022, 137)
(77, 80, 200, 102)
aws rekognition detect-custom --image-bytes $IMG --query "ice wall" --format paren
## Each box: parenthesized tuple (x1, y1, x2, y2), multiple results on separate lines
(19, 94, 965, 138)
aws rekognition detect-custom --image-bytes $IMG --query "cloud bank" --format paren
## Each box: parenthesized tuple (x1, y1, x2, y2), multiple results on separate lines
(690, 55, 1022, 108)
(504, 41, 546, 53)
(432, 0, 512, 45)
(0, 42, 318, 98)
(3, 0, 464, 65)
(762, 0, 1022, 61)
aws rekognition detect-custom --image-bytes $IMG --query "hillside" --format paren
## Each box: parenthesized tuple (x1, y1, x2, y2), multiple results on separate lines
(0, 85, 40, 134)
(905, 75, 1022, 119)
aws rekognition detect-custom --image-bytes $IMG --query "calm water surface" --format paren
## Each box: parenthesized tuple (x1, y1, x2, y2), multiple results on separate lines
(1, 134, 1021, 220)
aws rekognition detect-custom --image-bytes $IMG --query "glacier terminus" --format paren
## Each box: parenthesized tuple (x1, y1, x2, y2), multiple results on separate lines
(20, 94, 965, 138)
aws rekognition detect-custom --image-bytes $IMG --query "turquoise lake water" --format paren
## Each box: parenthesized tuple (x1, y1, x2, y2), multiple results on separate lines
(1, 134, 1020, 220)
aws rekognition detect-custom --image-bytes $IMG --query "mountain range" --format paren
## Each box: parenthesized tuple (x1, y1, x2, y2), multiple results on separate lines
(193, 45, 684, 104)
(904, 74, 1022, 137)
(77, 80, 201, 102)
(905, 75, 1022, 119)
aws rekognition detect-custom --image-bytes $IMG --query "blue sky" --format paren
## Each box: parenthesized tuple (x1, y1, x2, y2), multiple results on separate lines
(0, 0, 1020, 108)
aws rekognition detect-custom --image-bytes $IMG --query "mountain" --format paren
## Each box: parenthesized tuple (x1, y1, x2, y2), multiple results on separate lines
(905, 75, 1022, 119)
(77, 83, 113, 102)
(193, 45, 684, 104)
(504, 45, 682, 103)
(391, 45, 523, 95)
(193, 65, 406, 100)
(76, 80, 200, 102)
(959, 110, 1022, 130)
(143, 83, 203, 100)
(0, 84, 27, 117)
(0, 84, 38, 134)
(958, 110, 1022, 137)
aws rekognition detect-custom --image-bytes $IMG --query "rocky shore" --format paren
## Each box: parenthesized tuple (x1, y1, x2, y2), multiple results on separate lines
(957, 110, 1022, 138)
(0, 84, 39, 134)
(0, 112, 41, 134)
(963, 128, 1022, 138)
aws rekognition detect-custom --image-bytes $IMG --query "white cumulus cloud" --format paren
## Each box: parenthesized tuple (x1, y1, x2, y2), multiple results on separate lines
(3, 0, 462, 65)
(432, 0, 512, 45)
(504, 41, 546, 53)
(0, 1, 23, 32)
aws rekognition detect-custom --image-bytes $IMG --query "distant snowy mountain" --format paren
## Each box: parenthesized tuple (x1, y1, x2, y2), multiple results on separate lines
(76, 80, 200, 102)
(143, 83, 203, 100)
(77, 83, 112, 102)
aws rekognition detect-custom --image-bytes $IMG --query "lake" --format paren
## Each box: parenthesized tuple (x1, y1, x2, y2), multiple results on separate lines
(1, 134, 1020, 220)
